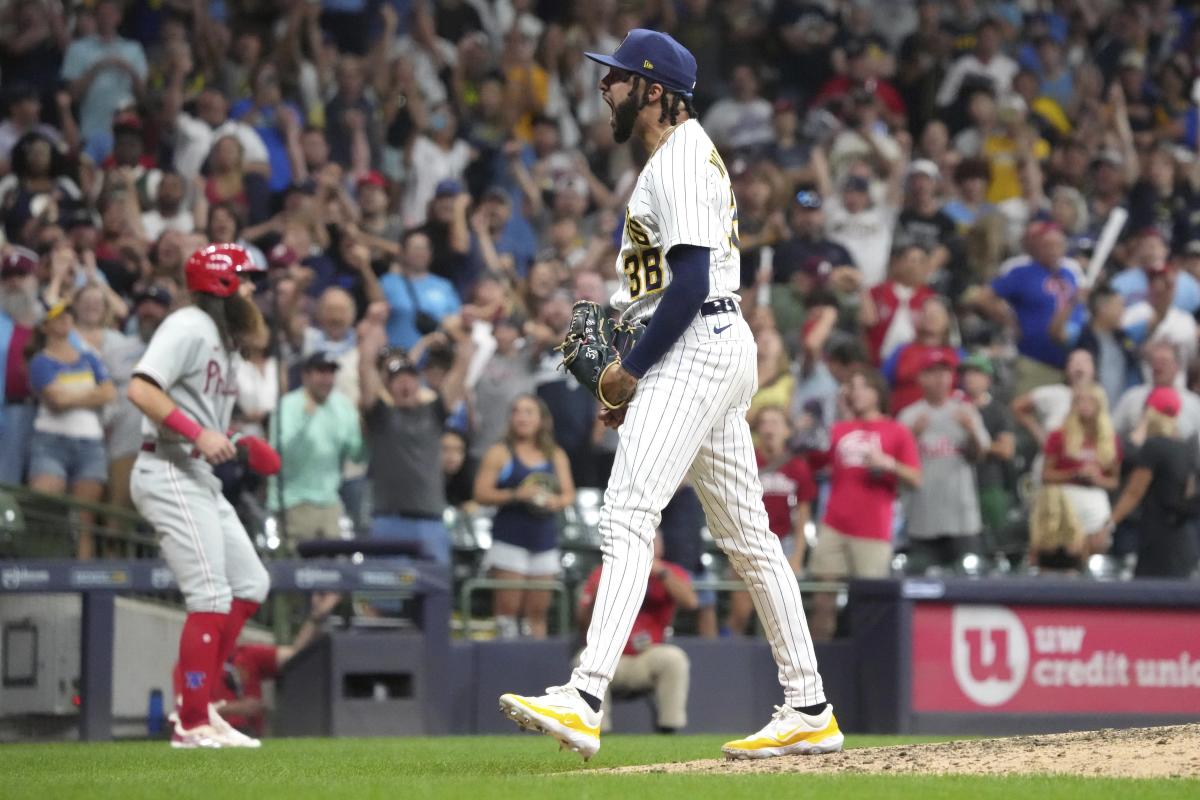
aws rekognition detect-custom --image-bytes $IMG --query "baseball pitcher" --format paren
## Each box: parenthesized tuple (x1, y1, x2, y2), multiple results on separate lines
(499, 30, 841, 761)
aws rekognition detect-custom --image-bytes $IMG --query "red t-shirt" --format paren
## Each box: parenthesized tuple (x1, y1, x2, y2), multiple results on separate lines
(756, 449, 817, 539)
(865, 281, 936, 365)
(1043, 430, 1122, 486)
(5, 325, 32, 402)
(814, 418, 920, 541)
(581, 563, 690, 656)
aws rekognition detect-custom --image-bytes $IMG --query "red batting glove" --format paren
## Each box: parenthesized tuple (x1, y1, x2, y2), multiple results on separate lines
(233, 435, 281, 476)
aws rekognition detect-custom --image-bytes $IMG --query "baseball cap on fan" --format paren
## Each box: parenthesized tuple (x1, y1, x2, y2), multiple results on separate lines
(1146, 386, 1181, 418)
(585, 29, 698, 97)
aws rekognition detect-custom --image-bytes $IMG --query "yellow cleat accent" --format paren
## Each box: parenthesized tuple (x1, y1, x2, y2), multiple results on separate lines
(722, 705, 845, 759)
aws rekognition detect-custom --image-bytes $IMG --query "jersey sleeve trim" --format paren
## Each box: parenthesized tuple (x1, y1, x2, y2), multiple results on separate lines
(132, 364, 168, 389)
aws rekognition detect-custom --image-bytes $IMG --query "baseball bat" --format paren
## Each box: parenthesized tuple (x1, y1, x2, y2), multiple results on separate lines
(1084, 206, 1128, 288)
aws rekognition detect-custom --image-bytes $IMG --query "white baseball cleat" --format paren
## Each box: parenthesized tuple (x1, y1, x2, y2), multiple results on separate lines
(499, 685, 602, 761)
(721, 704, 844, 759)
(208, 703, 261, 748)
(170, 719, 225, 749)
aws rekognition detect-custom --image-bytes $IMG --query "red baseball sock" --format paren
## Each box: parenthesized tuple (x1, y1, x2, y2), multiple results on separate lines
(177, 612, 227, 729)
(218, 598, 260, 666)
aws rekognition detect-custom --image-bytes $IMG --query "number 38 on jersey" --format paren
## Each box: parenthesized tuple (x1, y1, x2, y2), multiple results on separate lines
(623, 212, 663, 300)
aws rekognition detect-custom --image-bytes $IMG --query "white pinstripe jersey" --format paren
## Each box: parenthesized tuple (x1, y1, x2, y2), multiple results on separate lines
(134, 306, 240, 442)
(612, 119, 741, 323)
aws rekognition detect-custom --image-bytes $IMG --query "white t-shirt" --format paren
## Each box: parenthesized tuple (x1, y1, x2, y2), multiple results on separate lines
(172, 114, 269, 180)
(141, 208, 195, 241)
(1029, 383, 1073, 432)
(1122, 302, 1198, 386)
(402, 136, 473, 227)
(702, 97, 774, 152)
(823, 198, 897, 287)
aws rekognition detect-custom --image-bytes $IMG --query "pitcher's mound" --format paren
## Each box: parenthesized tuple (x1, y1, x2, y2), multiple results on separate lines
(608, 724, 1200, 778)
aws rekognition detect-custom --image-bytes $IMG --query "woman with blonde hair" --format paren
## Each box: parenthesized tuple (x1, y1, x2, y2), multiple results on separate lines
(474, 394, 575, 639)
(1104, 388, 1200, 578)
(1041, 384, 1122, 556)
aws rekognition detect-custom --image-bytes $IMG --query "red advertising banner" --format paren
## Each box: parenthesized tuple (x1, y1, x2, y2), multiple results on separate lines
(912, 604, 1200, 713)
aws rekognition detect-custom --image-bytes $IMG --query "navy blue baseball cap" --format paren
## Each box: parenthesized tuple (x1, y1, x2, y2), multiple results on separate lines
(585, 29, 697, 97)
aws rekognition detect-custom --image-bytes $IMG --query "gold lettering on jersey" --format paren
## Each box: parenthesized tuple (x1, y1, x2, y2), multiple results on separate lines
(708, 149, 727, 178)
(623, 208, 664, 300)
(708, 149, 740, 251)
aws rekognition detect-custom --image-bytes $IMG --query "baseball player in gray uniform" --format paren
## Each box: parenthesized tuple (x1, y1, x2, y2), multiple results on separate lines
(499, 30, 842, 761)
(128, 243, 280, 749)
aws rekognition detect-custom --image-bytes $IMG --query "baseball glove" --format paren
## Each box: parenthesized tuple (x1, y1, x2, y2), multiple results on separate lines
(555, 301, 643, 410)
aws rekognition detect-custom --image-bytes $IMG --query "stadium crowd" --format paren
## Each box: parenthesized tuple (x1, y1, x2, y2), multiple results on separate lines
(2, 0, 1200, 639)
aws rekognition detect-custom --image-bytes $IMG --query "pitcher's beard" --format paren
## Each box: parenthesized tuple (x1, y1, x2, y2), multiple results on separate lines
(611, 93, 640, 144)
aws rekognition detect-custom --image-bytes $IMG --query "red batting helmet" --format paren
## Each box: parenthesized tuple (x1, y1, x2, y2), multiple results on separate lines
(184, 243, 255, 298)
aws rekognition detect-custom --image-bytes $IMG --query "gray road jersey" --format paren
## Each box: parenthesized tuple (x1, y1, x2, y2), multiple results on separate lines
(898, 398, 990, 539)
(133, 306, 240, 453)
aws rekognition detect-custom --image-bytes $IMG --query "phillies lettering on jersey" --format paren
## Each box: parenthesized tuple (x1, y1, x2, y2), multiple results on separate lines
(133, 306, 241, 440)
(613, 119, 741, 322)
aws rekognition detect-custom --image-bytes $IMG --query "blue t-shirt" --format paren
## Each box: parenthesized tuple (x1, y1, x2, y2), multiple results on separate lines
(30, 350, 109, 394)
(380, 272, 461, 349)
(1110, 267, 1200, 314)
(228, 100, 301, 193)
(991, 262, 1085, 368)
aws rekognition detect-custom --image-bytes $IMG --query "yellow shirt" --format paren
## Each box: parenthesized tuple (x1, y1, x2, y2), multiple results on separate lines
(984, 133, 1050, 203)
(749, 372, 796, 421)
(506, 64, 549, 143)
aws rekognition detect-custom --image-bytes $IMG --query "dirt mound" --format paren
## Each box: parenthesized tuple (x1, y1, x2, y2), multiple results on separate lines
(606, 724, 1200, 779)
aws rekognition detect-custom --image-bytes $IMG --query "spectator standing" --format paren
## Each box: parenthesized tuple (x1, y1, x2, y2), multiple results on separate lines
(882, 296, 960, 414)
(861, 243, 936, 365)
(28, 301, 116, 559)
(959, 355, 1017, 548)
(1110, 228, 1200, 313)
(895, 160, 960, 295)
(935, 19, 1018, 109)
(1122, 265, 1197, 381)
(140, 171, 193, 241)
(822, 171, 900, 288)
(1112, 343, 1200, 439)
(59, 0, 147, 160)
(1076, 286, 1141, 409)
(1011, 348, 1097, 448)
(470, 315, 536, 459)
(358, 314, 473, 565)
(726, 407, 815, 636)
(897, 351, 990, 571)
(1106, 388, 1200, 579)
(73, 283, 141, 509)
(577, 533, 696, 734)
(234, 324, 277, 441)
(1041, 385, 1122, 557)
(473, 395, 575, 639)
(380, 231, 462, 350)
(403, 107, 472, 227)
(269, 352, 363, 547)
(168, 88, 269, 183)
(0, 247, 43, 484)
(702, 64, 773, 156)
(983, 222, 1085, 394)
(808, 369, 921, 640)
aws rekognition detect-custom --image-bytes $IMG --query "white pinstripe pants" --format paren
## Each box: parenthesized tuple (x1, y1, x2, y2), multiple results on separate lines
(131, 452, 270, 613)
(570, 310, 827, 706)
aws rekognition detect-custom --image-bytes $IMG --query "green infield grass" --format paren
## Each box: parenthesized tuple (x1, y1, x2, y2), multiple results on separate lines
(4, 733, 1196, 800)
